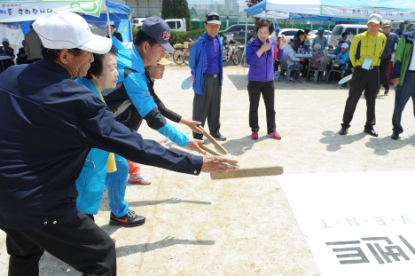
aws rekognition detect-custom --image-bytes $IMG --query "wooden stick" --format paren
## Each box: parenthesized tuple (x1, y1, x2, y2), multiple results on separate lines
(210, 166, 283, 180)
(200, 144, 223, 156)
(198, 126, 228, 155)
(170, 145, 199, 156)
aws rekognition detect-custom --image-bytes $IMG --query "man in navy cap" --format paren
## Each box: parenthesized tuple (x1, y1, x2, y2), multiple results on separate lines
(105, 17, 208, 227)
(312, 26, 328, 49)
(189, 12, 227, 141)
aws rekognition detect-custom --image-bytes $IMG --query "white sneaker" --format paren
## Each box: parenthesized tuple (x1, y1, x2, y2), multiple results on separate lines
(128, 173, 151, 185)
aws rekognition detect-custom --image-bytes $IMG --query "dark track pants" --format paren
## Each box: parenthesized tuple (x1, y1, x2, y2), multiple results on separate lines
(247, 80, 276, 133)
(392, 71, 415, 135)
(379, 57, 391, 90)
(193, 74, 222, 138)
(1, 213, 116, 276)
(341, 66, 379, 128)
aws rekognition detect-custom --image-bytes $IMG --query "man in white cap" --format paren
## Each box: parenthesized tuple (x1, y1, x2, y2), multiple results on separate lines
(0, 12, 236, 275)
(189, 12, 227, 141)
(379, 21, 399, 95)
(339, 13, 386, 137)
(105, 20, 123, 42)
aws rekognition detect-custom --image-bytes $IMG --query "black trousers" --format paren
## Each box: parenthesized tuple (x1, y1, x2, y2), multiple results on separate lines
(274, 60, 280, 72)
(392, 71, 415, 135)
(1, 213, 116, 276)
(247, 80, 276, 133)
(193, 74, 222, 138)
(379, 57, 391, 90)
(341, 66, 379, 128)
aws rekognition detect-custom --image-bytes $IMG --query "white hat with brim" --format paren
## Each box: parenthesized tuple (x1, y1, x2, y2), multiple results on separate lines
(341, 43, 349, 49)
(367, 13, 382, 25)
(33, 12, 111, 55)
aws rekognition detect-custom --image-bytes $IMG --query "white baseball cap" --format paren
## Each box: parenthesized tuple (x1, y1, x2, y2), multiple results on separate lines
(341, 43, 349, 49)
(33, 12, 111, 54)
(367, 13, 382, 25)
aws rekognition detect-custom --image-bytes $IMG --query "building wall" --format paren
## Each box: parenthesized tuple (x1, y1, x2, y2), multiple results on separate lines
(125, 0, 162, 18)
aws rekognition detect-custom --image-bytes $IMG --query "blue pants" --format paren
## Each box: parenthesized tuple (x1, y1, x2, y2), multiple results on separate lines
(392, 71, 415, 135)
(105, 154, 130, 217)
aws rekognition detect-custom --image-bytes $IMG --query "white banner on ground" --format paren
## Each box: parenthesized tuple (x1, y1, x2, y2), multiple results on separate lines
(278, 171, 415, 276)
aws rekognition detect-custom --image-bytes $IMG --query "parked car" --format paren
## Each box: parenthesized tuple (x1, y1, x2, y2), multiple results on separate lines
(219, 24, 255, 44)
(277, 28, 300, 41)
(165, 18, 187, 32)
(329, 24, 368, 45)
(309, 29, 332, 40)
(133, 18, 146, 25)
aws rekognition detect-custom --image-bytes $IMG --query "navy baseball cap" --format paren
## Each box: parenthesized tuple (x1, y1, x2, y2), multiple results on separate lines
(141, 17, 175, 53)
(274, 26, 280, 31)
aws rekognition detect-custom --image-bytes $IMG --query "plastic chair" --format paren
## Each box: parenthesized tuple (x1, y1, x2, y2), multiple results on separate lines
(326, 61, 348, 83)
(280, 55, 295, 82)
(307, 56, 332, 84)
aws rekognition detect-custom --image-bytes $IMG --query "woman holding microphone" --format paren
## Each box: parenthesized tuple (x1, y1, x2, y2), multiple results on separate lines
(246, 19, 286, 140)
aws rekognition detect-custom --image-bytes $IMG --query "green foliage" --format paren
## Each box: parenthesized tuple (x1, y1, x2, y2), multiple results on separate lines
(161, 0, 173, 19)
(161, 0, 192, 31)
(132, 29, 205, 46)
(175, 0, 191, 31)
(169, 29, 205, 45)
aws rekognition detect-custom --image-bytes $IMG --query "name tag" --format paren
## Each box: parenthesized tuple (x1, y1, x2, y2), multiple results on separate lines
(362, 58, 372, 70)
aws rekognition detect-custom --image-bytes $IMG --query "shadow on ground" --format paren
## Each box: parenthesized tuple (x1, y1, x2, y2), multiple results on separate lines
(320, 130, 366, 151)
(366, 135, 415, 155)
(116, 237, 215, 257)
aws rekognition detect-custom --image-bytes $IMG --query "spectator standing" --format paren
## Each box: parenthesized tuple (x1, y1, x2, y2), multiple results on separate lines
(379, 21, 399, 95)
(106, 20, 123, 42)
(301, 28, 311, 45)
(246, 19, 285, 140)
(339, 14, 386, 137)
(270, 26, 280, 41)
(16, 40, 28, 64)
(293, 30, 304, 52)
(189, 12, 226, 141)
(312, 26, 328, 49)
(24, 24, 43, 63)
(0, 12, 236, 275)
(390, 29, 415, 140)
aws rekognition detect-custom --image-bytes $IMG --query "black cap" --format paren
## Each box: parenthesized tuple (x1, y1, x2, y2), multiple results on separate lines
(206, 12, 221, 25)
(141, 17, 174, 53)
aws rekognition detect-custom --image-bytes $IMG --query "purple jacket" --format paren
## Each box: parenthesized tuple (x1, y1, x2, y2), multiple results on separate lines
(246, 37, 283, 82)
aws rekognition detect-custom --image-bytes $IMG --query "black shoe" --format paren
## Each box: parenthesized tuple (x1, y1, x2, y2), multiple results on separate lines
(109, 211, 145, 227)
(339, 127, 348, 135)
(391, 133, 400, 140)
(364, 128, 378, 137)
(211, 134, 226, 141)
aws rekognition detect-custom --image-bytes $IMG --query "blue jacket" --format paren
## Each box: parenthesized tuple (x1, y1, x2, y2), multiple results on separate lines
(189, 32, 224, 95)
(335, 49, 350, 70)
(0, 59, 203, 230)
(246, 37, 283, 82)
(74, 78, 110, 215)
(112, 37, 189, 147)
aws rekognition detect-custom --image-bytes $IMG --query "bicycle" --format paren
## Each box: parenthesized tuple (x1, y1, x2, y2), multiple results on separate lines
(222, 39, 240, 65)
(173, 40, 193, 65)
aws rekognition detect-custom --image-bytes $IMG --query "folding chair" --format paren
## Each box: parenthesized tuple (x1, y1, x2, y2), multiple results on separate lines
(280, 55, 296, 82)
(307, 56, 331, 84)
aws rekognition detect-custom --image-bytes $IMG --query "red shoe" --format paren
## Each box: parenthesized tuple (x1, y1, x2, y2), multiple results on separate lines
(251, 131, 258, 140)
(267, 131, 281, 140)
(384, 89, 389, 95)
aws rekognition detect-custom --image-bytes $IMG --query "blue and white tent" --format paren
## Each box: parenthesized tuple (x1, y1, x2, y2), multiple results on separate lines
(247, 0, 415, 21)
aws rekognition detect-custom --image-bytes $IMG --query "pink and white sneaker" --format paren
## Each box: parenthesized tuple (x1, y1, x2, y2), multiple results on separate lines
(128, 173, 151, 185)
(251, 131, 259, 140)
(266, 131, 281, 140)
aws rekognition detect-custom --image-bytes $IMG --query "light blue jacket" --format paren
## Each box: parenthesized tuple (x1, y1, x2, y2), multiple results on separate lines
(75, 78, 110, 215)
(112, 37, 189, 146)
(335, 49, 350, 70)
(189, 32, 224, 95)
